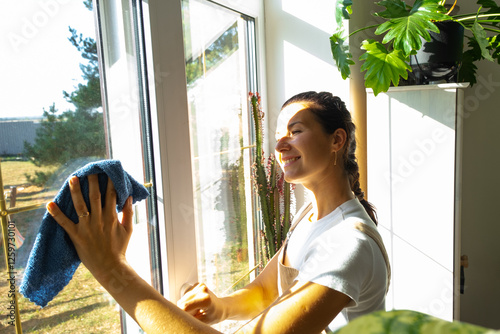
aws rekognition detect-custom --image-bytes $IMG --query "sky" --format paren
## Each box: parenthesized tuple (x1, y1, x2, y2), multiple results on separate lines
(1, 1, 96, 119)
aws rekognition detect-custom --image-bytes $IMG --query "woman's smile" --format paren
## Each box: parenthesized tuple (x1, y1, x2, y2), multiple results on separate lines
(282, 156, 301, 168)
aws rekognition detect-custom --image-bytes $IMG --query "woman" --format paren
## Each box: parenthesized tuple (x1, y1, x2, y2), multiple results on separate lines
(48, 91, 388, 333)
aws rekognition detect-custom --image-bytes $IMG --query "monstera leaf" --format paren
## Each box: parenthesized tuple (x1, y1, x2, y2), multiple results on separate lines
(471, 21, 495, 61)
(359, 40, 411, 96)
(330, 31, 355, 79)
(375, 0, 450, 56)
(375, 0, 410, 18)
(459, 49, 479, 84)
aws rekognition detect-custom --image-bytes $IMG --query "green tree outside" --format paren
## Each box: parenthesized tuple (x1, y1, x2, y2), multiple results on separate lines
(23, 0, 105, 184)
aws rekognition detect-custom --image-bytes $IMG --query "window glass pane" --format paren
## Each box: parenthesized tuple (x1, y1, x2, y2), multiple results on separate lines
(95, 0, 162, 332)
(181, 0, 256, 320)
(1, 1, 119, 332)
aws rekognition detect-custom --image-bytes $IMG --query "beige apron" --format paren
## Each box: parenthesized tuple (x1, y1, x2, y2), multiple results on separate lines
(277, 203, 391, 333)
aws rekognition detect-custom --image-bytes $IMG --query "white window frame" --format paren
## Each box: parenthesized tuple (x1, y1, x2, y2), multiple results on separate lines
(142, 0, 267, 302)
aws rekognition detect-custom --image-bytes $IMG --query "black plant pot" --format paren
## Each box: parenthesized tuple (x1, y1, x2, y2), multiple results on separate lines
(409, 21, 465, 84)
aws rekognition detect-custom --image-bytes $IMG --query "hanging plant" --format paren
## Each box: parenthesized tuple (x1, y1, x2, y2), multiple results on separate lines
(249, 92, 295, 265)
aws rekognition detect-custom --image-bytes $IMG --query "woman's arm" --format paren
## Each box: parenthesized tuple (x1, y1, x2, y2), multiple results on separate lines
(179, 263, 351, 333)
(178, 250, 281, 324)
(48, 175, 220, 334)
(50, 174, 351, 333)
(236, 279, 351, 333)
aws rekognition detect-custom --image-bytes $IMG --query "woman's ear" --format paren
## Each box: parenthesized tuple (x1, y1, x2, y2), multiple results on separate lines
(331, 128, 347, 152)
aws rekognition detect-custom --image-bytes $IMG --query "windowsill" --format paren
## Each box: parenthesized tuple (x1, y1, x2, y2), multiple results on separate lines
(366, 82, 470, 94)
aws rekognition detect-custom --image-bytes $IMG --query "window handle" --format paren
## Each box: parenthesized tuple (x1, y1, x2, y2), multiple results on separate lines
(180, 282, 196, 298)
(460, 255, 468, 294)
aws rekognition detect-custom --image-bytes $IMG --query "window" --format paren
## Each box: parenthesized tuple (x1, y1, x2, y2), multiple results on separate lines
(93, 0, 162, 331)
(95, 0, 263, 332)
(181, 0, 258, 296)
(1, 1, 120, 332)
(1, 1, 264, 332)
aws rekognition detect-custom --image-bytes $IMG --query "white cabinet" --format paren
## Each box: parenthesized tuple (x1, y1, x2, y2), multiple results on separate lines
(367, 83, 468, 321)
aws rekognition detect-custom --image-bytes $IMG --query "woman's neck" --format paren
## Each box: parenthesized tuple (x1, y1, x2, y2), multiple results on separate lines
(305, 175, 354, 221)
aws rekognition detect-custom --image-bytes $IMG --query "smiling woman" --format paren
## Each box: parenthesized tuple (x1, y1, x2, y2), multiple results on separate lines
(43, 90, 388, 333)
(277, 92, 378, 225)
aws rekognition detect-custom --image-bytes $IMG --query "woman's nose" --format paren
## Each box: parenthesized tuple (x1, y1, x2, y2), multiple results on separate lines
(275, 137, 290, 152)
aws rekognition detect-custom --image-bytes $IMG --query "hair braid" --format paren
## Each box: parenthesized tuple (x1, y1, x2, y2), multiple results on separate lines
(343, 143, 378, 225)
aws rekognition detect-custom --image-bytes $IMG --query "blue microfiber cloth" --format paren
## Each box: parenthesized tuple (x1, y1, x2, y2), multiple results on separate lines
(20, 160, 150, 307)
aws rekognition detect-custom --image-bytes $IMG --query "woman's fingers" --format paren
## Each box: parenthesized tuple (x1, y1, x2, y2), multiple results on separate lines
(178, 284, 210, 312)
(178, 283, 221, 324)
(121, 197, 134, 234)
(102, 177, 117, 233)
(104, 177, 117, 211)
(47, 201, 77, 237)
(68, 176, 89, 220)
(88, 174, 102, 220)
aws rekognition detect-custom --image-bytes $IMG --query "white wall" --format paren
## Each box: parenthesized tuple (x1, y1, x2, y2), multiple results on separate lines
(263, 0, 349, 140)
(351, 0, 500, 329)
(458, 3, 500, 329)
(460, 60, 500, 329)
(263, 0, 350, 205)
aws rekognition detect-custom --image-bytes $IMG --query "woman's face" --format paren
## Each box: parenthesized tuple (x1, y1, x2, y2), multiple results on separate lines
(275, 102, 336, 186)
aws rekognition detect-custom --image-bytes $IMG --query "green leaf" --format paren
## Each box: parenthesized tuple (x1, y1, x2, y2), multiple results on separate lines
(478, 0, 499, 11)
(375, 0, 450, 55)
(490, 34, 500, 62)
(330, 31, 355, 79)
(336, 0, 353, 26)
(359, 40, 411, 96)
(332, 310, 497, 334)
(375, 0, 410, 19)
(471, 21, 495, 61)
(459, 50, 478, 85)
(464, 35, 483, 61)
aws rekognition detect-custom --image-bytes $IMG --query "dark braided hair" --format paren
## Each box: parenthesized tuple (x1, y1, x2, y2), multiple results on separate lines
(281, 91, 378, 225)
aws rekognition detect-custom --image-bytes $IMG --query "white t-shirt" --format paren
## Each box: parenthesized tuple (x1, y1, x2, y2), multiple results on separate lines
(284, 198, 387, 330)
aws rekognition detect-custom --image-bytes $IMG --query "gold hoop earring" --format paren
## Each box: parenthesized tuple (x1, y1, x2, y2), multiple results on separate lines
(334, 151, 337, 166)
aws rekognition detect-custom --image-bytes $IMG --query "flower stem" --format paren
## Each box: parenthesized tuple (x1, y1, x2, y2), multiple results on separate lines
(455, 13, 500, 22)
(348, 24, 380, 38)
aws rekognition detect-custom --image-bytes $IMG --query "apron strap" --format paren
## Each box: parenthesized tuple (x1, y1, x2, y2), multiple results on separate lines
(281, 202, 312, 264)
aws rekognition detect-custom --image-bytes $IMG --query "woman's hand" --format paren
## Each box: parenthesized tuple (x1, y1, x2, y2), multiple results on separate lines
(46, 174, 223, 334)
(177, 283, 226, 325)
(47, 174, 134, 281)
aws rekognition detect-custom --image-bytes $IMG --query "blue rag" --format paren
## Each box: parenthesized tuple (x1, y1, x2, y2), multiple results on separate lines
(20, 160, 150, 307)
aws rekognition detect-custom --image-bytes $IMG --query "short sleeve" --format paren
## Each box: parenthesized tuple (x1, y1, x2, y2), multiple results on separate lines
(296, 226, 377, 306)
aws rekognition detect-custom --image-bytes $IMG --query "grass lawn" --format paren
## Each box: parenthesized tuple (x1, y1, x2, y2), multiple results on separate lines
(0, 158, 252, 333)
(0, 159, 121, 333)
(0, 266, 121, 333)
(0, 159, 58, 208)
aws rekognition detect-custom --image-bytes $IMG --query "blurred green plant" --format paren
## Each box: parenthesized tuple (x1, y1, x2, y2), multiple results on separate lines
(332, 309, 500, 333)
(24, 170, 52, 187)
(250, 92, 294, 264)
